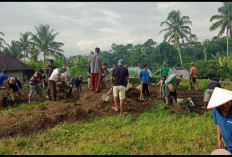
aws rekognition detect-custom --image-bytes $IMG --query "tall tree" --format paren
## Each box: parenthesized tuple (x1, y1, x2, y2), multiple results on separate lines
(19, 32, 31, 61)
(29, 24, 64, 62)
(160, 10, 193, 66)
(210, 2, 232, 58)
(3, 40, 24, 60)
(0, 31, 6, 51)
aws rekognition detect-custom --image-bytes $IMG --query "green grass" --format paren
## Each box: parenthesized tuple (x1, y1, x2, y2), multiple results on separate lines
(1, 100, 52, 115)
(0, 101, 218, 155)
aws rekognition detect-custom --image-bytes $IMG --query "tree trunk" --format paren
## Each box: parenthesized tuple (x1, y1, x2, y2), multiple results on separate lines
(205, 53, 207, 61)
(24, 50, 26, 62)
(43, 52, 46, 63)
(227, 29, 229, 59)
(177, 43, 183, 66)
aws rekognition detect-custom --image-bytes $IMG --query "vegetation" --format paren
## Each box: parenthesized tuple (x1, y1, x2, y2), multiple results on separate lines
(0, 101, 217, 155)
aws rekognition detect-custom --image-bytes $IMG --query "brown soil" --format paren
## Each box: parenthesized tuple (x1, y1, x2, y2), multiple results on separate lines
(0, 82, 205, 138)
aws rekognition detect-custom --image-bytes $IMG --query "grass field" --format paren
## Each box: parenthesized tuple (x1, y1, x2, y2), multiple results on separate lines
(0, 100, 217, 155)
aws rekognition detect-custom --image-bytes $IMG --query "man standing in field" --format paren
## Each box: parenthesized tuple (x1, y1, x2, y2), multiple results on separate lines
(160, 62, 169, 97)
(28, 69, 45, 104)
(0, 70, 13, 110)
(48, 67, 67, 102)
(111, 59, 129, 116)
(138, 64, 150, 98)
(45, 59, 57, 99)
(164, 73, 183, 105)
(189, 63, 198, 90)
(101, 63, 110, 89)
(88, 47, 102, 93)
(203, 78, 221, 109)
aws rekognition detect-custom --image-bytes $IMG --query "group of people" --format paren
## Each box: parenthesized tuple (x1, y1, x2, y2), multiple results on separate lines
(0, 46, 232, 154)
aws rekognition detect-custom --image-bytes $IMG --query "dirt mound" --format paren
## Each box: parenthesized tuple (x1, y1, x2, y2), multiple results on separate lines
(0, 82, 205, 138)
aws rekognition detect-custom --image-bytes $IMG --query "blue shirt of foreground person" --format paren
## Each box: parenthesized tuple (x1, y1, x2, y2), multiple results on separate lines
(213, 101, 232, 153)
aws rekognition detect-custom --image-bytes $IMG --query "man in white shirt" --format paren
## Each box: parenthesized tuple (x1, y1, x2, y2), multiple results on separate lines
(48, 67, 67, 102)
(61, 63, 70, 82)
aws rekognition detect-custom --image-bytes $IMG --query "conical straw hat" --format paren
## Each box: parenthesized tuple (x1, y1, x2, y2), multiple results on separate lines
(211, 149, 231, 155)
(207, 87, 232, 110)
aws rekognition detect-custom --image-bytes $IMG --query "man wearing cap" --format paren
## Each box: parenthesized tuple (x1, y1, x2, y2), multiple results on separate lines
(48, 67, 67, 102)
(7, 77, 22, 97)
(207, 87, 232, 155)
(88, 47, 102, 93)
(160, 62, 170, 97)
(111, 59, 130, 116)
(0, 70, 13, 110)
(189, 63, 198, 90)
(164, 73, 183, 105)
(203, 78, 221, 109)
(28, 69, 45, 104)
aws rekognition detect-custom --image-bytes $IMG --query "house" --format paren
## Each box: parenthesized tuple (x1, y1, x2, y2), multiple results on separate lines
(154, 67, 189, 79)
(0, 51, 35, 83)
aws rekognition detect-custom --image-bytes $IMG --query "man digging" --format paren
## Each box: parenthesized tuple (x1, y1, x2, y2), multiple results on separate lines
(111, 59, 130, 116)
(0, 70, 13, 110)
(164, 73, 183, 105)
(138, 64, 150, 100)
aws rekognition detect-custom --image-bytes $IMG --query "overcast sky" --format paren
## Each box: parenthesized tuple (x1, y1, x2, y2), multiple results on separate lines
(0, 2, 222, 57)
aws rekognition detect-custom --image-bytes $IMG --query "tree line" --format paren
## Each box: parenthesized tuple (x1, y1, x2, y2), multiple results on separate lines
(0, 2, 232, 80)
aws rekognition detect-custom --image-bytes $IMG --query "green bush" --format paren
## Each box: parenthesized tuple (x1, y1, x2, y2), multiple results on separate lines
(198, 79, 211, 90)
(195, 60, 219, 80)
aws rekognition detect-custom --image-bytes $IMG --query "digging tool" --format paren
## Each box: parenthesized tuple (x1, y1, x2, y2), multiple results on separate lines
(126, 82, 132, 91)
(136, 84, 144, 100)
(101, 88, 113, 102)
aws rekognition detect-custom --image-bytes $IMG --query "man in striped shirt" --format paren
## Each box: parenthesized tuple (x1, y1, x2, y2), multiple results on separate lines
(28, 69, 44, 103)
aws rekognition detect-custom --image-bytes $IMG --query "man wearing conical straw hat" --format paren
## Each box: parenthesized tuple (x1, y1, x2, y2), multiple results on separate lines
(207, 87, 232, 155)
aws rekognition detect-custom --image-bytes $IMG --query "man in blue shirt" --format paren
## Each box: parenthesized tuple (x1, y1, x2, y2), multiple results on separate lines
(0, 70, 13, 111)
(138, 64, 150, 98)
(207, 88, 232, 154)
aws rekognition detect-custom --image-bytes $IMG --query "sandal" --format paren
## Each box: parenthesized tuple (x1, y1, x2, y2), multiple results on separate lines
(111, 106, 119, 112)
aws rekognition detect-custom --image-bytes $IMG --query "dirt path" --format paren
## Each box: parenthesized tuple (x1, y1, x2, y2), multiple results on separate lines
(0, 82, 205, 138)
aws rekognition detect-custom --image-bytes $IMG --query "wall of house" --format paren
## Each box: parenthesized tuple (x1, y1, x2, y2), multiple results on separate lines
(6, 71, 31, 84)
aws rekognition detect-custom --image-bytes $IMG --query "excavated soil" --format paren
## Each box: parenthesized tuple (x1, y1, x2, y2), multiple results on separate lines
(0, 81, 205, 138)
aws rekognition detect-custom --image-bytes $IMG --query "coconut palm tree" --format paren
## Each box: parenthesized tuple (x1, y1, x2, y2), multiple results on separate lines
(210, 2, 232, 59)
(3, 40, 24, 60)
(29, 24, 64, 63)
(19, 32, 32, 61)
(160, 10, 193, 66)
(28, 45, 40, 62)
(0, 31, 6, 51)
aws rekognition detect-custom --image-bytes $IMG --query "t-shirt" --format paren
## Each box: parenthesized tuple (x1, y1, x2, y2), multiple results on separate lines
(0, 73, 8, 86)
(70, 76, 83, 88)
(87, 67, 91, 78)
(139, 70, 149, 84)
(49, 68, 61, 82)
(7, 77, 22, 92)
(190, 66, 197, 78)
(112, 66, 129, 87)
(160, 66, 169, 76)
(29, 71, 42, 85)
(89, 55, 102, 74)
(61, 66, 69, 77)
(206, 81, 221, 90)
(165, 74, 181, 86)
(46, 65, 57, 78)
(213, 106, 232, 152)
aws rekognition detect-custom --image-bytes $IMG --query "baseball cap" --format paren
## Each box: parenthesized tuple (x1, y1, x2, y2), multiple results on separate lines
(118, 59, 124, 66)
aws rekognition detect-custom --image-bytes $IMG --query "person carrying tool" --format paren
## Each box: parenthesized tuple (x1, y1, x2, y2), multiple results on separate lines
(48, 67, 67, 102)
(101, 63, 110, 89)
(88, 47, 102, 93)
(207, 88, 232, 155)
(7, 77, 22, 97)
(160, 62, 170, 97)
(28, 69, 45, 104)
(45, 59, 57, 99)
(203, 78, 221, 109)
(0, 70, 13, 110)
(164, 73, 183, 105)
(189, 63, 198, 90)
(138, 64, 150, 98)
(111, 59, 129, 116)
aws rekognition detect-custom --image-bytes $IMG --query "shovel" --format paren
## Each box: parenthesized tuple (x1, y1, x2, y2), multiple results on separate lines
(136, 84, 144, 100)
(101, 88, 113, 102)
